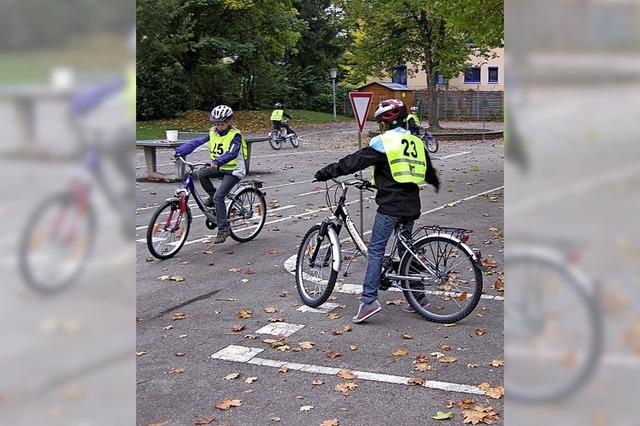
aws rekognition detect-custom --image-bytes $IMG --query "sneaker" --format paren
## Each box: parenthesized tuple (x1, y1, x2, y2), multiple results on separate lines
(214, 228, 231, 244)
(352, 300, 382, 324)
(401, 299, 431, 313)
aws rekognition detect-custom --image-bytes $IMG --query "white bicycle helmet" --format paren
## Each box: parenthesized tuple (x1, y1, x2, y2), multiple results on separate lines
(410, 106, 418, 113)
(210, 105, 234, 122)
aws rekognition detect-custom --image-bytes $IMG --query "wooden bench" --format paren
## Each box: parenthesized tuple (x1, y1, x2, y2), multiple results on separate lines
(136, 133, 271, 182)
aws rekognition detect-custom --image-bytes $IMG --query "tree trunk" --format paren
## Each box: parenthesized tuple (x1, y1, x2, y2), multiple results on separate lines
(427, 68, 441, 130)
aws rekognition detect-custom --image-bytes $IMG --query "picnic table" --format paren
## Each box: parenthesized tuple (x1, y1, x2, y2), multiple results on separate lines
(136, 133, 271, 182)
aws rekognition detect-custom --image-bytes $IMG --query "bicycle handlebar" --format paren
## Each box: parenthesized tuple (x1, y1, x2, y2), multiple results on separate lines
(174, 155, 209, 169)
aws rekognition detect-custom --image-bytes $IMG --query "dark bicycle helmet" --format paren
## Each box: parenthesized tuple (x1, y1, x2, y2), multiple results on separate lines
(374, 99, 407, 125)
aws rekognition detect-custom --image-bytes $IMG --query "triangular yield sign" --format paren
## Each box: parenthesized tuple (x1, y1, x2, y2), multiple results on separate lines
(349, 92, 373, 133)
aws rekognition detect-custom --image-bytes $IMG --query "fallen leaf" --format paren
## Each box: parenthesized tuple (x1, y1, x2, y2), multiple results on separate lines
(415, 353, 429, 362)
(169, 367, 185, 374)
(415, 363, 432, 372)
(431, 352, 445, 359)
(475, 328, 486, 336)
(164, 325, 174, 330)
(224, 373, 240, 380)
(401, 332, 413, 340)
(279, 291, 289, 298)
(433, 411, 455, 420)
(327, 313, 340, 320)
(268, 317, 285, 323)
(238, 310, 253, 319)
(462, 405, 500, 425)
(136, 351, 146, 356)
(232, 324, 246, 332)
(263, 338, 287, 348)
(325, 349, 341, 359)
(443, 323, 457, 327)
(491, 276, 504, 292)
(458, 292, 468, 302)
(264, 306, 279, 313)
(439, 356, 458, 363)
(386, 299, 404, 306)
(271, 417, 281, 422)
(172, 312, 187, 321)
(299, 341, 315, 349)
(267, 249, 279, 256)
(408, 377, 425, 386)
(334, 382, 358, 395)
(193, 415, 215, 425)
(481, 259, 497, 269)
(337, 369, 357, 380)
(478, 383, 504, 399)
(175, 352, 185, 357)
(299, 405, 313, 411)
(321, 420, 339, 426)
(439, 344, 451, 351)
(214, 399, 242, 410)
(277, 366, 288, 373)
(229, 267, 241, 273)
(245, 377, 257, 384)
(240, 278, 249, 283)
(392, 348, 408, 357)
(459, 398, 476, 409)
(203, 250, 213, 255)
(467, 363, 479, 368)
(490, 359, 504, 367)
(349, 345, 357, 351)
(312, 379, 324, 385)
(277, 345, 291, 352)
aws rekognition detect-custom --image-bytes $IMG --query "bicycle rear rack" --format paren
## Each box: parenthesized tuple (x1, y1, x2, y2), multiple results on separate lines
(413, 225, 472, 241)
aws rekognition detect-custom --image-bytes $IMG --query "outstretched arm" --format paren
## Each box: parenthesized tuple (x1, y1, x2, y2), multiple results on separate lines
(315, 147, 384, 181)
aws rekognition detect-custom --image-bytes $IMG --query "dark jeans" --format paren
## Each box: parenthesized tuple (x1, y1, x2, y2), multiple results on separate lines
(197, 167, 239, 230)
(361, 212, 414, 304)
(272, 120, 292, 135)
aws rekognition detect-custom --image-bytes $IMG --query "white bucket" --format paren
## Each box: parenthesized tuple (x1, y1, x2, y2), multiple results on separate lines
(50, 67, 74, 90)
(166, 130, 179, 141)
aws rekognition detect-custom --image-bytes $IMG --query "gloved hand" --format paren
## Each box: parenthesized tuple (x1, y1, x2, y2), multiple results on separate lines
(314, 168, 332, 182)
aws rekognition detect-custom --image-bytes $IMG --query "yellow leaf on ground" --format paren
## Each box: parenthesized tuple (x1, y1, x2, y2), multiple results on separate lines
(224, 373, 240, 380)
(440, 356, 458, 363)
(172, 312, 187, 321)
(264, 306, 279, 313)
(408, 377, 425, 386)
(490, 359, 504, 367)
(245, 377, 257, 384)
(232, 324, 246, 332)
(238, 310, 253, 319)
(321, 420, 339, 426)
(415, 363, 432, 372)
(475, 328, 486, 336)
(462, 405, 500, 424)
(478, 383, 504, 399)
(214, 399, 242, 410)
(392, 348, 408, 357)
(193, 415, 215, 425)
(401, 332, 413, 340)
(299, 341, 315, 349)
(337, 369, 357, 380)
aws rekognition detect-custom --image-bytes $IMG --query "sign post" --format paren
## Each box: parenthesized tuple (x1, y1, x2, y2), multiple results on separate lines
(348, 91, 373, 235)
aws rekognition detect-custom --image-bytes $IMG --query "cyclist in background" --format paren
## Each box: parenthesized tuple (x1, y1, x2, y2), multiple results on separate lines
(270, 103, 293, 137)
(406, 106, 421, 136)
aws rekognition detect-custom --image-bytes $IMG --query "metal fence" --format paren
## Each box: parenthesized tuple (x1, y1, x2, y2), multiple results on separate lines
(415, 89, 504, 121)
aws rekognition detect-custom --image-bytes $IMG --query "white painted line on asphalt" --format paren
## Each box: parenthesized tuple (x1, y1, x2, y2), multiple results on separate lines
(254, 322, 305, 337)
(296, 302, 340, 313)
(334, 282, 503, 301)
(433, 151, 471, 160)
(210, 344, 485, 395)
(299, 189, 325, 197)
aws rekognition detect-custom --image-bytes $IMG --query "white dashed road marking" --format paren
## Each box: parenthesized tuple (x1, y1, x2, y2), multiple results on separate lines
(254, 322, 305, 337)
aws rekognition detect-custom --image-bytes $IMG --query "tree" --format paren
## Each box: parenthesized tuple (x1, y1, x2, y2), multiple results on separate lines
(341, 0, 503, 129)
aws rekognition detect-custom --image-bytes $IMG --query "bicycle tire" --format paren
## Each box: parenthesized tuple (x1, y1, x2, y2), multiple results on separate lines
(269, 131, 282, 150)
(295, 224, 339, 307)
(19, 191, 96, 295)
(146, 201, 191, 259)
(290, 131, 299, 148)
(227, 187, 267, 242)
(505, 250, 602, 403)
(427, 137, 438, 153)
(399, 235, 483, 323)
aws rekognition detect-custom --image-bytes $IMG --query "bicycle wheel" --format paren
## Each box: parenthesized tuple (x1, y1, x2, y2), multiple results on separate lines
(426, 136, 438, 153)
(19, 191, 95, 295)
(227, 187, 267, 242)
(146, 201, 191, 259)
(505, 249, 602, 403)
(269, 131, 282, 150)
(289, 131, 299, 148)
(295, 224, 338, 307)
(399, 235, 483, 323)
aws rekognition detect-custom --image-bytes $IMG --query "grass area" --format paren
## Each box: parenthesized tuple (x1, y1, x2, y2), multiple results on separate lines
(137, 109, 352, 140)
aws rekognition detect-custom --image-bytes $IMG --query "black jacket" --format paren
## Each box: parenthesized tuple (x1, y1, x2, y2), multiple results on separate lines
(316, 146, 439, 220)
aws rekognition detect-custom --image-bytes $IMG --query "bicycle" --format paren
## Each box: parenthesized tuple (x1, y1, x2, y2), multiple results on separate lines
(146, 156, 267, 259)
(422, 125, 438, 153)
(295, 177, 485, 323)
(268, 119, 299, 150)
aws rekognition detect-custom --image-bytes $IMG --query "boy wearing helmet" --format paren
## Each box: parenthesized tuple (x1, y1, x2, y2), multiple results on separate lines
(407, 106, 421, 136)
(270, 103, 293, 136)
(314, 99, 439, 323)
(174, 105, 247, 244)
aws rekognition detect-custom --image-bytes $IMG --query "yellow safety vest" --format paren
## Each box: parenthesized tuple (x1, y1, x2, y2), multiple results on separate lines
(126, 67, 136, 119)
(379, 131, 427, 184)
(271, 109, 284, 121)
(407, 113, 420, 128)
(209, 128, 248, 172)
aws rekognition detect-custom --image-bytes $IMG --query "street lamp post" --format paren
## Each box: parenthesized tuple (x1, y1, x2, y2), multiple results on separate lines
(329, 68, 337, 121)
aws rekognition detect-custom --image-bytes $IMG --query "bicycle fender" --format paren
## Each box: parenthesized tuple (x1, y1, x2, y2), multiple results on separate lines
(326, 224, 342, 273)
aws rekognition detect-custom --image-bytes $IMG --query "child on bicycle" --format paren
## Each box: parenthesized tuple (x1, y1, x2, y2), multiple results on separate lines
(270, 102, 293, 136)
(406, 106, 421, 136)
(174, 104, 247, 244)
(314, 99, 440, 323)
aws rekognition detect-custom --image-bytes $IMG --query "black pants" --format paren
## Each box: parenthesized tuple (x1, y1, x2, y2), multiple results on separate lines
(272, 120, 292, 135)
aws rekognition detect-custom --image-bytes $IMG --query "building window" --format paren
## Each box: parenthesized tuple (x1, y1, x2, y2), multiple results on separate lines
(392, 65, 407, 85)
(464, 67, 481, 84)
(488, 66, 499, 83)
